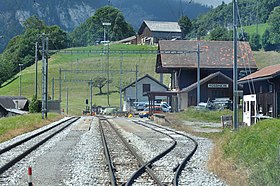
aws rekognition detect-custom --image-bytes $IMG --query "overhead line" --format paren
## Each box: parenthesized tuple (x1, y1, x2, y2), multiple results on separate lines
(50, 49, 200, 55)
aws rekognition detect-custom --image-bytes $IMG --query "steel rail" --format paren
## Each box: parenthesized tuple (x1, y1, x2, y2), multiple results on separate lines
(0, 117, 79, 175)
(126, 120, 177, 185)
(99, 118, 117, 186)
(106, 118, 164, 186)
(143, 120, 198, 185)
(0, 117, 75, 155)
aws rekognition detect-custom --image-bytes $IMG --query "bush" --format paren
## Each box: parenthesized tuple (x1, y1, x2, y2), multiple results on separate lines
(29, 95, 42, 113)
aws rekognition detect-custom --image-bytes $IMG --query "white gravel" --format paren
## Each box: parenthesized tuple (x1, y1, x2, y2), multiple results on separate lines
(0, 116, 226, 185)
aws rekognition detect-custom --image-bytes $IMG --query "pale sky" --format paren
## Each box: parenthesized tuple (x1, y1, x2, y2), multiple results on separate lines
(193, 0, 232, 7)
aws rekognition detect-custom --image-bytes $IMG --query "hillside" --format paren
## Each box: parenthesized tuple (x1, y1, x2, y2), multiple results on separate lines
(0, 43, 279, 115)
(0, 44, 166, 115)
(0, 0, 210, 52)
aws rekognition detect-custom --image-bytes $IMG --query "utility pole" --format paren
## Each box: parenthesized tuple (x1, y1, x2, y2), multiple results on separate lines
(119, 51, 123, 111)
(197, 42, 200, 105)
(19, 63, 23, 96)
(41, 33, 49, 119)
(59, 67, 62, 101)
(66, 87, 68, 115)
(90, 79, 93, 115)
(102, 22, 111, 106)
(233, 0, 239, 130)
(135, 64, 138, 102)
(45, 36, 49, 118)
(41, 33, 45, 119)
(52, 77, 54, 100)
(35, 42, 38, 100)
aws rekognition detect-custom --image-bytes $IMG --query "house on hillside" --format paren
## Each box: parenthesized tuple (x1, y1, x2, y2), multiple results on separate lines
(156, 40, 258, 108)
(122, 74, 169, 111)
(138, 20, 182, 45)
(239, 64, 280, 125)
(0, 96, 29, 117)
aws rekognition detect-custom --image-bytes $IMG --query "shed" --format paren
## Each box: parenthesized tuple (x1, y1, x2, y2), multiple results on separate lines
(0, 96, 29, 117)
(179, 72, 234, 110)
(122, 74, 169, 111)
(138, 20, 182, 45)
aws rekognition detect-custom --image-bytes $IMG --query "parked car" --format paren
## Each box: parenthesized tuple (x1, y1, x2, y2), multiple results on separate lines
(102, 107, 118, 115)
(139, 106, 163, 118)
(212, 98, 232, 110)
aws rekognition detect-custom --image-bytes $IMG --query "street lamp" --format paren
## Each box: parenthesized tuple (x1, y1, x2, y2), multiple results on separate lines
(102, 22, 111, 106)
(19, 63, 23, 96)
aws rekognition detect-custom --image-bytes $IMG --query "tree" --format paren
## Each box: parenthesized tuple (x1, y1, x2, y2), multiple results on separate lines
(92, 77, 112, 95)
(209, 26, 231, 41)
(250, 33, 261, 51)
(0, 17, 68, 85)
(178, 15, 192, 39)
(262, 29, 275, 51)
(69, 6, 135, 46)
(267, 6, 280, 50)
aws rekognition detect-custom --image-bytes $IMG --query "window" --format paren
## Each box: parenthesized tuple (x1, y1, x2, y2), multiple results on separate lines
(143, 84, 150, 94)
(259, 86, 262, 93)
(269, 85, 273, 93)
(258, 104, 263, 113)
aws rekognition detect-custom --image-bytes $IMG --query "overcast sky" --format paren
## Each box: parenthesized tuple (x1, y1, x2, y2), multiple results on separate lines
(193, 0, 232, 7)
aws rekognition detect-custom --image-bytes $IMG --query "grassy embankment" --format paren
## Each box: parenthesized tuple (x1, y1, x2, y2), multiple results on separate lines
(0, 113, 63, 143)
(174, 108, 279, 186)
(0, 44, 164, 115)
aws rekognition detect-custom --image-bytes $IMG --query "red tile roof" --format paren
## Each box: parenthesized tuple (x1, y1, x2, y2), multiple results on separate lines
(157, 40, 257, 69)
(239, 63, 280, 82)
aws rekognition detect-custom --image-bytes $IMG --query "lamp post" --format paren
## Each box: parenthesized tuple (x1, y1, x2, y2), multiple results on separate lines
(19, 63, 23, 96)
(102, 22, 111, 106)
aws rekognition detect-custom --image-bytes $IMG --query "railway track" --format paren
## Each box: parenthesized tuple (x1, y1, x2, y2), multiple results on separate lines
(130, 120, 198, 185)
(99, 117, 198, 185)
(99, 117, 163, 186)
(0, 117, 79, 179)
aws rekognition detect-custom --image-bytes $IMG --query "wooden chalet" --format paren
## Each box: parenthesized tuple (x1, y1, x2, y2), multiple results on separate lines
(156, 40, 258, 108)
(239, 64, 280, 123)
(138, 20, 182, 45)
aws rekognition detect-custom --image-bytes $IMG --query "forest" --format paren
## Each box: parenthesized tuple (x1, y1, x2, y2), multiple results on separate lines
(1, 1, 280, 87)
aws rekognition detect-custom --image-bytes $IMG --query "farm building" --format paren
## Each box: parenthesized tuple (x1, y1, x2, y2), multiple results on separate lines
(178, 72, 234, 109)
(156, 40, 258, 109)
(138, 20, 182, 45)
(0, 96, 29, 117)
(122, 74, 169, 111)
(239, 64, 280, 125)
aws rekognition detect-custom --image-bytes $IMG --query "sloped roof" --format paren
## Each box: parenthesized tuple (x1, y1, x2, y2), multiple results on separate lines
(138, 20, 181, 34)
(239, 63, 280, 83)
(0, 96, 28, 109)
(122, 74, 168, 91)
(180, 72, 232, 93)
(156, 40, 258, 70)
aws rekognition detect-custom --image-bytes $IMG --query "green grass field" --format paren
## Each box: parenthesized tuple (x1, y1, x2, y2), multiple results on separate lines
(0, 42, 279, 115)
(239, 23, 268, 37)
(222, 119, 280, 185)
(0, 113, 62, 142)
(0, 44, 171, 115)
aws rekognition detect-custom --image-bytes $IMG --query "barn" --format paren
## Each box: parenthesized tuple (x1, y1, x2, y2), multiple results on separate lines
(138, 20, 182, 45)
(156, 40, 258, 109)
